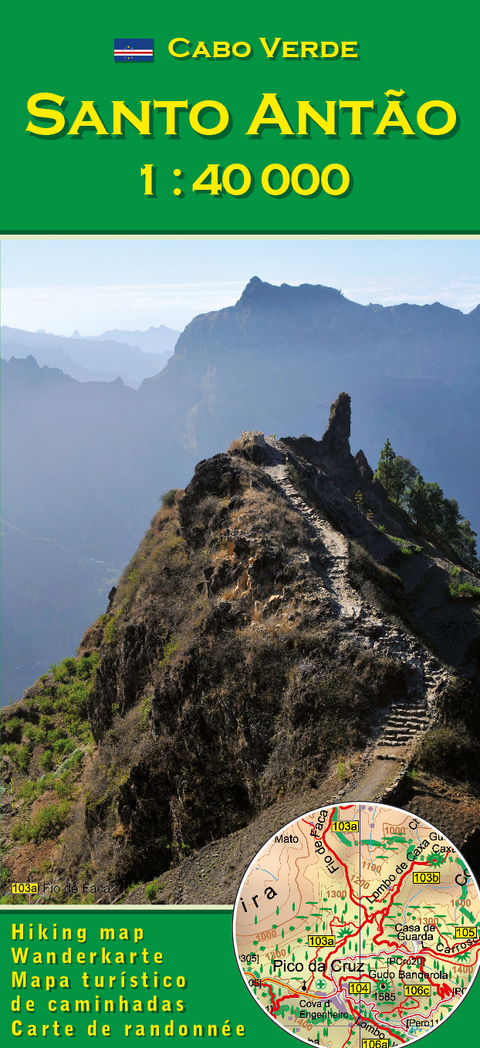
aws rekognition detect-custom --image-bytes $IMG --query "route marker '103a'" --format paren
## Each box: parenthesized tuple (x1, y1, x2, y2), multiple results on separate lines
(232, 802, 480, 1046)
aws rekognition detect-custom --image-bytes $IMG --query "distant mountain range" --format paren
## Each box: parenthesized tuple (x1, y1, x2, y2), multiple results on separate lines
(2, 278, 479, 701)
(82, 325, 180, 356)
(1, 323, 179, 387)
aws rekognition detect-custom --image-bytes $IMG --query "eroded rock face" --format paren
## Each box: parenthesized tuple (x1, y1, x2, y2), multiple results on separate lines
(355, 449, 374, 482)
(178, 454, 245, 542)
(321, 392, 351, 461)
(87, 620, 165, 740)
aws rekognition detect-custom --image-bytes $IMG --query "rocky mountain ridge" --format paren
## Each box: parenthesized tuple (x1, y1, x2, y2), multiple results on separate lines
(2, 393, 479, 905)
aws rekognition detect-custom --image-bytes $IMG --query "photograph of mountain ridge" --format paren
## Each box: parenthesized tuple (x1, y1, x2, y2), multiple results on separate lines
(1, 238, 479, 905)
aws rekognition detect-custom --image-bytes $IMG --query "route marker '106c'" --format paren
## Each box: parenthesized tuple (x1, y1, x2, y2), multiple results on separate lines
(233, 802, 480, 1046)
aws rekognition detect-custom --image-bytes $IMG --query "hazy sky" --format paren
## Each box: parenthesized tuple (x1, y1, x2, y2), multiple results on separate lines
(2, 237, 479, 336)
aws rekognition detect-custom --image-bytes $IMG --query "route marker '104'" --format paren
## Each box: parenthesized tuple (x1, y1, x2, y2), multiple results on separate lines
(232, 803, 480, 1046)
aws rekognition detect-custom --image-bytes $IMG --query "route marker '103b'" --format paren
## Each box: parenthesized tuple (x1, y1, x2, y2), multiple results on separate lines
(232, 802, 480, 1046)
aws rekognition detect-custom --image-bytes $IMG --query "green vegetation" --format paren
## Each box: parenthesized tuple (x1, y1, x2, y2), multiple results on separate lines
(3, 742, 32, 771)
(1, 653, 99, 903)
(50, 654, 99, 741)
(376, 439, 419, 504)
(12, 802, 71, 845)
(104, 612, 120, 645)
(159, 638, 178, 667)
(417, 725, 480, 782)
(416, 676, 480, 785)
(2, 654, 97, 839)
(448, 567, 480, 601)
(37, 695, 54, 714)
(138, 694, 153, 732)
(39, 750, 55, 772)
(161, 489, 178, 508)
(387, 535, 422, 557)
(144, 877, 160, 901)
(376, 439, 479, 569)
(5, 716, 22, 735)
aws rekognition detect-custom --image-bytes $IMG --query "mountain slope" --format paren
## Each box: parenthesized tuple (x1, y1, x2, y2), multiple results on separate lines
(2, 396, 479, 905)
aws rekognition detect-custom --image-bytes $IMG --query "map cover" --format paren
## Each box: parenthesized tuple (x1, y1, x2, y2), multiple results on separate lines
(0, 1, 479, 1047)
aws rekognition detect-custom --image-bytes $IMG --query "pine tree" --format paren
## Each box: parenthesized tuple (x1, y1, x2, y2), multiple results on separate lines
(391, 456, 419, 506)
(375, 438, 478, 568)
(405, 476, 444, 532)
(375, 439, 397, 498)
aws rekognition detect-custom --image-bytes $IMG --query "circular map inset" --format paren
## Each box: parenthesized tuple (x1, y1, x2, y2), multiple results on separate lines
(233, 803, 480, 1045)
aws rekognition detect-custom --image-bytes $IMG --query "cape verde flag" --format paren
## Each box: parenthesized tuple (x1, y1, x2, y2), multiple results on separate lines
(114, 39, 153, 62)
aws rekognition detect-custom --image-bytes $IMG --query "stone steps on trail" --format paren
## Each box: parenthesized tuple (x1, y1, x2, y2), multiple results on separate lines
(376, 711, 433, 749)
(385, 720, 429, 731)
(263, 441, 449, 757)
(396, 713, 431, 720)
(383, 727, 424, 738)
(387, 722, 430, 731)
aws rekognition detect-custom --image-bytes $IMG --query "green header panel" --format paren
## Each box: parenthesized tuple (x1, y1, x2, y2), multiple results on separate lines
(0, 0, 478, 233)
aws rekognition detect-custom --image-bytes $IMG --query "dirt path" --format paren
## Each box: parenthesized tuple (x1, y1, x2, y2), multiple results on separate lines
(265, 459, 363, 621)
(262, 438, 450, 795)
